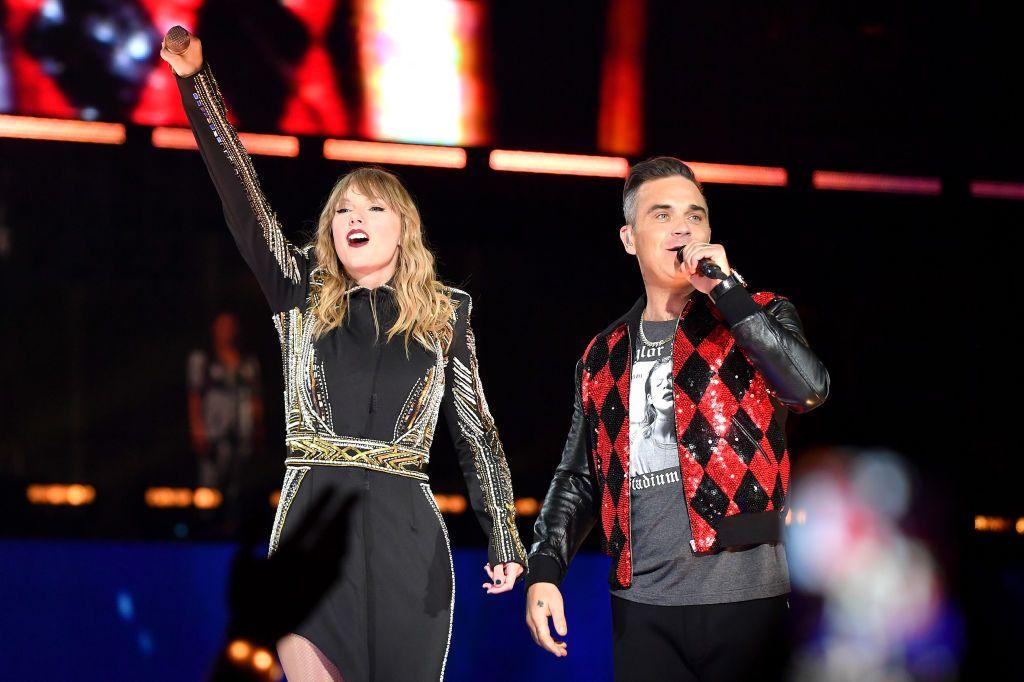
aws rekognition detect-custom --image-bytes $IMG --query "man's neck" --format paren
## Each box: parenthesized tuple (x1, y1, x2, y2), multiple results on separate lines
(643, 282, 695, 321)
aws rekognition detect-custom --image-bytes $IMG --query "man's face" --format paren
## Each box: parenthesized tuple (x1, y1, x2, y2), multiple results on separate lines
(620, 176, 710, 289)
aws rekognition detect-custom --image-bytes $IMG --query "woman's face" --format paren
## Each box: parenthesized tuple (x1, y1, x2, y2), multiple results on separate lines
(331, 186, 402, 284)
(650, 360, 674, 412)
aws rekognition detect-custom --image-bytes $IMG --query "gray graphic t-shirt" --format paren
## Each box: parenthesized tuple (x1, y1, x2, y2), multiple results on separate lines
(612, 317, 790, 606)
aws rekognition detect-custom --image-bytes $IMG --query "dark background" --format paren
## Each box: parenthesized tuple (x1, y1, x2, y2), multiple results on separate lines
(1, 1, 1019, 677)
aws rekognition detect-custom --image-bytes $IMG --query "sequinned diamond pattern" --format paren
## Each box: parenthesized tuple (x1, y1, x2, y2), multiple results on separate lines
(582, 326, 633, 589)
(583, 293, 792, 583)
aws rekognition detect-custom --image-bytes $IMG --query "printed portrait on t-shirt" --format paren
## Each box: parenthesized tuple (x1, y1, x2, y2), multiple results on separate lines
(630, 354, 680, 476)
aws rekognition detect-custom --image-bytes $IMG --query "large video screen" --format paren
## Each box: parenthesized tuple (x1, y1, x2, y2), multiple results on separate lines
(1, 0, 491, 145)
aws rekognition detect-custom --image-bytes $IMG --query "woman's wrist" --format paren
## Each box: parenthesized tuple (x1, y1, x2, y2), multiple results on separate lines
(171, 60, 205, 79)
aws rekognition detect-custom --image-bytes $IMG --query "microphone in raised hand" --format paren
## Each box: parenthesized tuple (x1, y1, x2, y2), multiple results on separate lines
(675, 245, 727, 280)
(160, 26, 203, 77)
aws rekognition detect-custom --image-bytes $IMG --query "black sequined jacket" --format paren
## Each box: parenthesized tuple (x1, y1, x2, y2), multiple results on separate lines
(174, 62, 527, 568)
(527, 283, 829, 589)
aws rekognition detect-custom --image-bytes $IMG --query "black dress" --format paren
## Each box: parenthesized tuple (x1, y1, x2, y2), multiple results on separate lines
(174, 62, 527, 681)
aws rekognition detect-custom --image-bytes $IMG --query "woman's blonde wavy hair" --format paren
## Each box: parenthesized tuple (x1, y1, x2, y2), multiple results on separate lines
(310, 167, 454, 351)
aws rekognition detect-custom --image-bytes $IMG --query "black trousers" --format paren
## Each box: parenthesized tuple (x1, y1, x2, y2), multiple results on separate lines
(611, 594, 791, 682)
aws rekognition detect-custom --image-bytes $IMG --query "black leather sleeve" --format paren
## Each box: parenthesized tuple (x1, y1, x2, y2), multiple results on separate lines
(714, 287, 830, 413)
(526, 359, 599, 588)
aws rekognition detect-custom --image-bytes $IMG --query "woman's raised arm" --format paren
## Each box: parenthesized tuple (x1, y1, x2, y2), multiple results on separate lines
(161, 30, 310, 313)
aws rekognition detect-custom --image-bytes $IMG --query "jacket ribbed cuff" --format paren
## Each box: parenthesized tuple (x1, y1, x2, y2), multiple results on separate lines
(713, 284, 760, 327)
(526, 554, 563, 588)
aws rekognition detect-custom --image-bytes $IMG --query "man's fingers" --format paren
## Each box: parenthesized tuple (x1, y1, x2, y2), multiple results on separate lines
(687, 245, 710, 273)
(525, 608, 541, 642)
(682, 245, 701, 274)
(526, 616, 539, 645)
(688, 244, 726, 276)
(683, 243, 722, 272)
(533, 612, 567, 657)
(551, 599, 568, 637)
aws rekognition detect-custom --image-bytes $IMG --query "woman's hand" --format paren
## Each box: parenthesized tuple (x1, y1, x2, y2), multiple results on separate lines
(482, 562, 523, 595)
(159, 28, 204, 78)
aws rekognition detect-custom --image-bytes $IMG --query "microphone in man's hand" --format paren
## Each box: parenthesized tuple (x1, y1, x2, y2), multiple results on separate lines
(165, 25, 191, 55)
(675, 246, 727, 280)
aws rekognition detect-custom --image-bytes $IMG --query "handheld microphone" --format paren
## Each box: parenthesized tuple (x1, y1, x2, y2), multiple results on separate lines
(675, 246, 728, 280)
(165, 25, 191, 55)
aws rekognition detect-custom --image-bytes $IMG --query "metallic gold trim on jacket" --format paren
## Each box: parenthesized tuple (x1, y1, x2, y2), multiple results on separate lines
(449, 332, 526, 566)
(268, 464, 310, 556)
(285, 434, 429, 480)
(394, 338, 446, 452)
(420, 483, 455, 678)
(275, 306, 336, 439)
(192, 64, 301, 284)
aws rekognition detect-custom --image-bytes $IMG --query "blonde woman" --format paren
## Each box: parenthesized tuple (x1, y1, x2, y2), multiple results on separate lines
(162, 31, 526, 681)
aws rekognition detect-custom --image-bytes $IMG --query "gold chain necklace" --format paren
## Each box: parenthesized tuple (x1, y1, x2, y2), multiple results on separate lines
(639, 297, 691, 348)
(638, 313, 674, 348)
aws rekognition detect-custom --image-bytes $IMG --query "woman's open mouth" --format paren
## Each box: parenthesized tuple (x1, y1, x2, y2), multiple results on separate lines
(346, 229, 370, 248)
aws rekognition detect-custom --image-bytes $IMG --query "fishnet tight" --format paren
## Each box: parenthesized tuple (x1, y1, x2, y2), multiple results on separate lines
(278, 633, 343, 681)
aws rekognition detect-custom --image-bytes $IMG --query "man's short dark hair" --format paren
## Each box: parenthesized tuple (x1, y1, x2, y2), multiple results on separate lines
(623, 156, 705, 225)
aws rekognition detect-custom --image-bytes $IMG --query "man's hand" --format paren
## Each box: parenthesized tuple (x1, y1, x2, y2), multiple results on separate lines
(483, 562, 523, 595)
(525, 582, 568, 657)
(159, 29, 204, 78)
(680, 241, 731, 294)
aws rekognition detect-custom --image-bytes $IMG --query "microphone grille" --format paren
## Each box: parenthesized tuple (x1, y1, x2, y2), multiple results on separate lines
(165, 25, 191, 55)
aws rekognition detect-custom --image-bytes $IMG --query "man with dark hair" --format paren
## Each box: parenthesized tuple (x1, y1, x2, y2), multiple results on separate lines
(525, 156, 830, 681)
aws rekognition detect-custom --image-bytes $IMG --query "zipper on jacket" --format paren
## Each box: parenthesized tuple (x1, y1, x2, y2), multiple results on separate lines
(730, 414, 773, 465)
(729, 414, 786, 515)
(625, 324, 633, 582)
(362, 288, 387, 434)
(363, 340, 385, 433)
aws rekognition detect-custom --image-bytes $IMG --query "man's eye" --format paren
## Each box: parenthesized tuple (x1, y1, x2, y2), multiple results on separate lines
(688, 214, 704, 222)
(656, 213, 669, 220)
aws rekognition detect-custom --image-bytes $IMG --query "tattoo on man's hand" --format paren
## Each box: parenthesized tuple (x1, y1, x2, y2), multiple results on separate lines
(537, 600, 544, 607)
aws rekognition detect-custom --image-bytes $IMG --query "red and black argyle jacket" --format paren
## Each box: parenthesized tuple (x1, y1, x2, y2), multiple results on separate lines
(581, 292, 790, 589)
